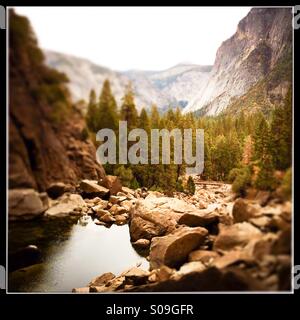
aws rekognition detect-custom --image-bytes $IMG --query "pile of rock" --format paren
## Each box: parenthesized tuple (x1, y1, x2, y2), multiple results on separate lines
(75, 185, 291, 292)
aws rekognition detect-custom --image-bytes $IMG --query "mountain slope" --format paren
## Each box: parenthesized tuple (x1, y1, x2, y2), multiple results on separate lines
(45, 51, 212, 112)
(183, 8, 292, 115)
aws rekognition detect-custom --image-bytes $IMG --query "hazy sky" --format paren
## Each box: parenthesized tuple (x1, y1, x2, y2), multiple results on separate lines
(14, 6, 251, 71)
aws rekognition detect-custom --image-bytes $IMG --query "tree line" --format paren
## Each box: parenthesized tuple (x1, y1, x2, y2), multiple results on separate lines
(85, 79, 292, 197)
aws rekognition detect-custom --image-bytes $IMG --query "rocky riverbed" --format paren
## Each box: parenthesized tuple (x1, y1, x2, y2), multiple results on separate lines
(8, 176, 292, 292)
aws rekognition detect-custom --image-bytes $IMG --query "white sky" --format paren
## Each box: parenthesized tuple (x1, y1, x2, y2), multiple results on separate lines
(13, 6, 251, 71)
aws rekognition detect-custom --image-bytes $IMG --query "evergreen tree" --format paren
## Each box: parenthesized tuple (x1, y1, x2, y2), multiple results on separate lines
(253, 114, 271, 161)
(269, 88, 292, 170)
(139, 108, 150, 132)
(186, 176, 196, 195)
(98, 79, 119, 131)
(86, 89, 98, 132)
(150, 104, 160, 128)
(120, 83, 138, 131)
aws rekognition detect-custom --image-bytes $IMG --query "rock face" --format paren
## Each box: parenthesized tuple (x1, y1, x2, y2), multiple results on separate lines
(149, 226, 208, 270)
(9, 11, 105, 193)
(183, 8, 292, 115)
(9, 189, 47, 220)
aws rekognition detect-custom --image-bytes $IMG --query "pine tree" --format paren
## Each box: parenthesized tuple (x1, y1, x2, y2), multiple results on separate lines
(98, 79, 119, 131)
(150, 104, 160, 128)
(253, 114, 271, 162)
(120, 83, 138, 131)
(186, 176, 196, 195)
(86, 89, 98, 132)
(269, 88, 292, 170)
(139, 108, 150, 132)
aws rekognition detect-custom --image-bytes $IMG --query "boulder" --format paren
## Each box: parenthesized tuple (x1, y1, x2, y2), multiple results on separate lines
(44, 193, 85, 218)
(122, 267, 150, 285)
(176, 261, 206, 277)
(114, 215, 127, 225)
(46, 182, 71, 199)
(88, 272, 115, 287)
(100, 175, 122, 195)
(132, 239, 150, 249)
(80, 179, 110, 198)
(129, 196, 201, 242)
(149, 226, 208, 270)
(188, 250, 219, 264)
(149, 266, 174, 282)
(213, 222, 262, 252)
(9, 188, 46, 220)
(100, 213, 116, 223)
(178, 210, 219, 227)
(121, 187, 135, 197)
(212, 250, 254, 269)
(232, 198, 261, 223)
(255, 191, 271, 206)
(91, 200, 108, 211)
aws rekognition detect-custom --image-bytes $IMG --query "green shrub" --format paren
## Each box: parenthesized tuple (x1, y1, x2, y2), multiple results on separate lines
(186, 176, 196, 195)
(230, 166, 252, 196)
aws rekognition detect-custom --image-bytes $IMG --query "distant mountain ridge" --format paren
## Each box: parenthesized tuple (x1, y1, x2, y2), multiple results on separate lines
(45, 50, 212, 112)
(45, 8, 292, 116)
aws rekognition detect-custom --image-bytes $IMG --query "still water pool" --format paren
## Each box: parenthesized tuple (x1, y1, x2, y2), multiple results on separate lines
(8, 218, 149, 292)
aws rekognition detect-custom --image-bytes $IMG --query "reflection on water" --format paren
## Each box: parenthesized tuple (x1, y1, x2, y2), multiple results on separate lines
(9, 219, 149, 292)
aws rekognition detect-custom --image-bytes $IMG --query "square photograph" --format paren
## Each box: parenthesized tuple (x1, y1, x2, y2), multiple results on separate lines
(8, 6, 292, 293)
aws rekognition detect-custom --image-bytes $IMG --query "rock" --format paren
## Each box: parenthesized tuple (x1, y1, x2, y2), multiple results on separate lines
(121, 187, 135, 196)
(8, 245, 42, 272)
(255, 191, 271, 206)
(100, 175, 122, 195)
(271, 227, 291, 254)
(156, 266, 174, 281)
(88, 272, 115, 287)
(249, 216, 271, 229)
(213, 250, 254, 269)
(149, 226, 208, 270)
(213, 222, 262, 252)
(244, 233, 277, 260)
(122, 267, 150, 285)
(129, 196, 199, 242)
(132, 239, 150, 249)
(178, 210, 219, 228)
(91, 200, 108, 211)
(72, 287, 90, 293)
(80, 179, 110, 199)
(109, 195, 121, 205)
(46, 182, 70, 199)
(197, 200, 208, 209)
(124, 266, 264, 292)
(109, 205, 128, 216)
(93, 218, 106, 226)
(44, 193, 85, 218)
(176, 261, 206, 277)
(94, 208, 110, 219)
(121, 200, 135, 212)
(114, 215, 127, 225)
(9, 188, 46, 220)
(100, 213, 116, 223)
(188, 250, 219, 264)
(232, 198, 261, 223)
